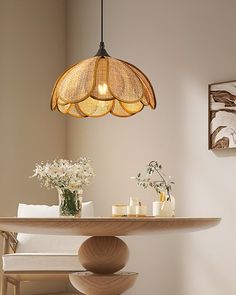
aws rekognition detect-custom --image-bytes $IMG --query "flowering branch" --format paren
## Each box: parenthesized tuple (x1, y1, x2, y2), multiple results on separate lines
(131, 161, 174, 201)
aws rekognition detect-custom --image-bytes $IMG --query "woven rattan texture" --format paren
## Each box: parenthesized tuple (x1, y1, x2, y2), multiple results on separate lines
(51, 56, 156, 118)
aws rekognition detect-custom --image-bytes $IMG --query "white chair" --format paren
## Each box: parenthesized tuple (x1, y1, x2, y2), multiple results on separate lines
(1, 202, 94, 295)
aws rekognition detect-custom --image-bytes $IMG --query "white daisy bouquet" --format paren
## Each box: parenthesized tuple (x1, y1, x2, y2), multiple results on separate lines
(32, 158, 95, 193)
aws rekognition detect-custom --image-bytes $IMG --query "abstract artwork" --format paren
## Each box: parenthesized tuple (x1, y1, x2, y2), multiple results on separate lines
(209, 80, 236, 149)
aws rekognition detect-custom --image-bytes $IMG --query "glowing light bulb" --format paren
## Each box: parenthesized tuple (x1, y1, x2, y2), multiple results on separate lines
(98, 83, 108, 95)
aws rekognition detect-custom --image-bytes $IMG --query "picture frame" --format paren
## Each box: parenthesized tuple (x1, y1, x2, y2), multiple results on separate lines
(208, 80, 236, 150)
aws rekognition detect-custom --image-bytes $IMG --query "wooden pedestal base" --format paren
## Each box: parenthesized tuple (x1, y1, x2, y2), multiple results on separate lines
(69, 236, 138, 295)
(78, 236, 129, 274)
(69, 272, 138, 295)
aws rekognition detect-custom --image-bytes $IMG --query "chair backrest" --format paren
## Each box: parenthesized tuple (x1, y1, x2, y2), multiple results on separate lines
(16, 202, 94, 254)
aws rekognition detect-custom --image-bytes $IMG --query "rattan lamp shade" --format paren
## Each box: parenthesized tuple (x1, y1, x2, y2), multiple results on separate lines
(51, 56, 156, 118)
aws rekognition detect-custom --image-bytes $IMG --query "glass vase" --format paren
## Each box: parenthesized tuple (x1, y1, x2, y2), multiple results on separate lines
(58, 188, 82, 217)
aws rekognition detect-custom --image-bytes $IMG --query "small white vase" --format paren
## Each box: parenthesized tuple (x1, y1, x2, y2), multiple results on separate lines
(152, 201, 162, 216)
(153, 196, 175, 217)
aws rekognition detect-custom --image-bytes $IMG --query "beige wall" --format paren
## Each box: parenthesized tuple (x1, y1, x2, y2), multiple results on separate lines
(1, 0, 236, 294)
(66, 0, 236, 294)
(0, 0, 67, 293)
(0, 0, 66, 215)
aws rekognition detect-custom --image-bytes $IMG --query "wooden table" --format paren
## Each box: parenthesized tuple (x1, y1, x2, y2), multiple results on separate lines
(0, 217, 220, 295)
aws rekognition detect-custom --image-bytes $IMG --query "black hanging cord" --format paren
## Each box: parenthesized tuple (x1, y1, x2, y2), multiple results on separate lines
(101, 0, 104, 43)
(95, 0, 110, 56)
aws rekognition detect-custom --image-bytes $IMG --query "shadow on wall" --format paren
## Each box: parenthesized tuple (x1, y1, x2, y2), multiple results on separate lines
(213, 149, 236, 158)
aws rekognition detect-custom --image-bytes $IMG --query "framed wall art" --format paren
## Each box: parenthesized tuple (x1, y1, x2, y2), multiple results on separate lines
(208, 80, 236, 150)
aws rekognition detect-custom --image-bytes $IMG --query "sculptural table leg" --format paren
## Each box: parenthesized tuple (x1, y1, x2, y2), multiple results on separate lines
(69, 236, 138, 295)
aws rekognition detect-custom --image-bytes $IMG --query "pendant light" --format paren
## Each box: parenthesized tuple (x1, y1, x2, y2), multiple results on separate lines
(51, 0, 156, 118)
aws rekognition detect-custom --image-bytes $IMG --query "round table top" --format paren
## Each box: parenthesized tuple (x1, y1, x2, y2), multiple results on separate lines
(0, 217, 220, 236)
